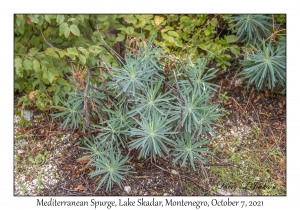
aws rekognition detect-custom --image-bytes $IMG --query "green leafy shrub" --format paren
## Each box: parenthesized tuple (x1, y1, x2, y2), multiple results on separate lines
(52, 37, 223, 191)
(229, 14, 272, 44)
(172, 132, 211, 170)
(14, 14, 243, 111)
(239, 40, 286, 90)
(89, 149, 131, 191)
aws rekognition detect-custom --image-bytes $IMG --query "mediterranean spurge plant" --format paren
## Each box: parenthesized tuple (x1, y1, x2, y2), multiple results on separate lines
(51, 38, 223, 192)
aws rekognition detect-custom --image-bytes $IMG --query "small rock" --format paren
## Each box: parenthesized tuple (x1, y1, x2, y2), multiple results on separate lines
(171, 169, 179, 175)
(23, 110, 33, 121)
(124, 186, 131, 194)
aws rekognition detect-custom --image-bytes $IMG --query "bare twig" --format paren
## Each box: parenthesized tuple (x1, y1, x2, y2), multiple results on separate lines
(229, 65, 242, 86)
(177, 59, 195, 89)
(209, 154, 237, 167)
(173, 70, 184, 131)
(99, 56, 132, 99)
(95, 18, 125, 63)
(200, 163, 213, 194)
(54, 60, 83, 91)
(151, 163, 221, 195)
(99, 67, 108, 101)
(83, 68, 90, 129)
(40, 30, 60, 58)
(153, 74, 177, 93)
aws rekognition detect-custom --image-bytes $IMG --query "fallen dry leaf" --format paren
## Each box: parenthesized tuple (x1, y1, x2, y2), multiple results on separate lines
(34, 146, 41, 152)
(65, 164, 73, 170)
(26, 16, 32, 24)
(76, 156, 91, 164)
(25, 176, 33, 182)
(74, 184, 84, 191)
(259, 92, 265, 99)
(224, 101, 232, 106)
(265, 90, 269, 97)
(17, 127, 25, 133)
(137, 163, 143, 168)
(95, 176, 102, 183)
(136, 176, 149, 179)
(150, 191, 157, 195)
(254, 95, 261, 103)
(224, 149, 231, 155)
(29, 91, 35, 101)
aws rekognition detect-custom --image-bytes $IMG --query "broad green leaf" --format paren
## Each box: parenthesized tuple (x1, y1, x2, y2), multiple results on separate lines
(47, 71, 55, 83)
(135, 19, 146, 28)
(79, 54, 86, 64)
(180, 16, 190, 22)
(67, 47, 78, 55)
(37, 16, 44, 26)
(50, 68, 60, 77)
(175, 39, 183, 48)
(16, 15, 23, 20)
(29, 47, 39, 56)
(127, 27, 134, 35)
(67, 53, 76, 60)
(98, 15, 108, 21)
(28, 15, 39, 23)
(125, 16, 137, 24)
(162, 33, 174, 44)
(64, 26, 70, 38)
(91, 35, 97, 43)
(23, 59, 32, 71)
(144, 25, 152, 30)
(52, 86, 61, 94)
(15, 57, 22, 68)
(169, 14, 179, 21)
(45, 48, 60, 59)
(53, 94, 59, 105)
(41, 65, 47, 73)
(33, 60, 41, 72)
(44, 15, 51, 23)
(56, 15, 65, 25)
(64, 85, 71, 92)
(161, 28, 169, 33)
(70, 24, 80, 36)
(57, 78, 67, 85)
(204, 29, 211, 36)
(68, 17, 76, 22)
(226, 35, 238, 44)
(14, 83, 20, 89)
(229, 45, 240, 55)
(59, 22, 68, 36)
(102, 22, 110, 31)
(57, 49, 68, 58)
(32, 80, 40, 88)
(16, 18, 23, 26)
(36, 100, 46, 111)
(16, 67, 24, 77)
(115, 34, 125, 42)
(167, 31, 179, 38)
(139, 15, 153, 20)
(78, 47, 88, 55)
